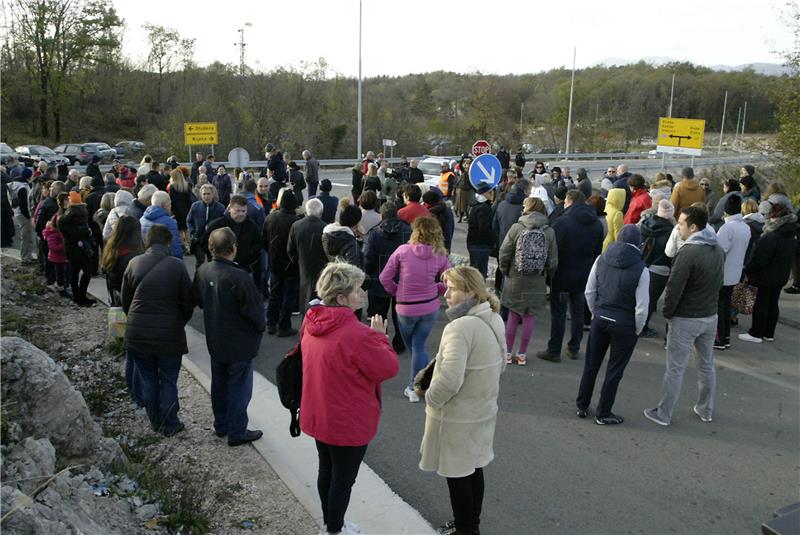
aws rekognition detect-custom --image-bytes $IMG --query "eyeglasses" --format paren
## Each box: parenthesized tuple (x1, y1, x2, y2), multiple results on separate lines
(607, 170, 616, 173)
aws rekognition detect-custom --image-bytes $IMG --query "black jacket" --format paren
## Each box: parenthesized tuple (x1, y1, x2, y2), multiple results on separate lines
(287, 215, 328, 309)
(147, 170, 168, 191)
(35, 195, 58, 237)
(467, 199, 494, 247)
(639, 214, 674, 268)
(746, 215, 798, 288)
(427, 201, 454, 252)
(263, 208, 300, 277)
(121, 244, 195, 356)
(203, 215, 262, 272)
(363, 217, 411, 297)
(57, 204, 93, 262)
(194, 257, 265, 362)
(492, 187, 525, 249)
(107, 250, 139, 295)
(408, 167, 424, 184)
(85, 162, 102, 180)
(497, 150, 510, 169)
(551, 203, 604, 292)
(322, 224, 362, 267)
(315, 192, 339, 224)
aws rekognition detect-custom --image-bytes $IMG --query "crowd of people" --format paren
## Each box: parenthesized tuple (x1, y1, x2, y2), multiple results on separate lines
(2, 146, 799, 535)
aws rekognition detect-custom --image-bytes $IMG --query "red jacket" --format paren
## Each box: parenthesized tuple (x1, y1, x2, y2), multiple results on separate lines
(624, 188, 652, 225)
(42, 215, 66, 263)
(398, 201, 430, 225)
(116, 176, 135, 189)
(300, 305, 398, 446)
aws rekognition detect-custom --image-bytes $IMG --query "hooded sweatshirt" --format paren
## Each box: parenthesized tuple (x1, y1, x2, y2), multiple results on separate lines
(639, 214, 674, 275)
(603, 188, 625, 250)
(670, 178, 705, 214)
(322, 223, 361, 266)
(717, 213, 751, 286)
(140, 205, 183, 258)
(585, 241, 649, 333)
(746, 213, 798, 288)
(662, 228, 724, 319)
(364, 217, 412, 298)
(551, 203, 604, 292)
(379, 243, 450, 317)
(103, 190, 134, 240)
(492, 186, 526, 249)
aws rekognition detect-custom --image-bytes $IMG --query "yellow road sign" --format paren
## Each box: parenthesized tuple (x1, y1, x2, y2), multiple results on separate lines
(184, 122, 218, 145)
(656, 117, 705, 156)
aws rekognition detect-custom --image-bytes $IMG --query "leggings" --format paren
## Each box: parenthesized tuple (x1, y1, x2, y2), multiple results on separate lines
(446, 468, 484, 535)
(315, 440, 367, 534)
(505, 310, 534, 355)
(69, 256, 92, 301)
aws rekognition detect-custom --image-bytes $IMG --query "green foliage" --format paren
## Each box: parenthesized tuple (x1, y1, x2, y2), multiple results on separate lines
(775, 2, 800, 196)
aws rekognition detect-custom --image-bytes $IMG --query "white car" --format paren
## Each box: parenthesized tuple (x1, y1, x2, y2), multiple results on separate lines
(417, 157, 456, 192)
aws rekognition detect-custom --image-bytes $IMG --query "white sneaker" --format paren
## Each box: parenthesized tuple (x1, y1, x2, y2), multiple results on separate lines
(738, 333, 763, 343)
(763, 337, 774, 342)
(323, 520, 361, 534)
(46, 283, 59, 292)
(693, 405, 712, 423)
(403, 385, 420, 403)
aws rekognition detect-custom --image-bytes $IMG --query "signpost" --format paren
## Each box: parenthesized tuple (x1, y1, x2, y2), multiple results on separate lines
(382, 139, 397, 159)
(184, 122, 218, 146)
(227, 147, 250, 169)
(468, 153, 502, 190)
(656, 117, 705, 156)
(471, 139, 491, 158)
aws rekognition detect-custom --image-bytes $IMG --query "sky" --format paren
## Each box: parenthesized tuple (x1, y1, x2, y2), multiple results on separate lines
(115, 0, 794, 77)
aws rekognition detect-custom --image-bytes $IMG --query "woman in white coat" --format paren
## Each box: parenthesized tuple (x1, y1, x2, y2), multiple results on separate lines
(417, 265, 506, 535)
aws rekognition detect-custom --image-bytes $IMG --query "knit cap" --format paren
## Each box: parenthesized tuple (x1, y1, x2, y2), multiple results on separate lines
(657, 199, 675, 220)
(618, 224, 641, 247)
(68, 191, 82, 204)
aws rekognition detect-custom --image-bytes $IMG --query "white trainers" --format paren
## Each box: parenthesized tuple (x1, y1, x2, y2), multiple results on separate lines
(403, 385, 420, 403)
(693, 405, 712, 423)
(738, 333, 763, 343)
(322, 520, 361, 534)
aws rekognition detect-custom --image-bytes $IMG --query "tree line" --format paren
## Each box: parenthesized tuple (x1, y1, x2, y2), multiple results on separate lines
(1, 0, 795, 165)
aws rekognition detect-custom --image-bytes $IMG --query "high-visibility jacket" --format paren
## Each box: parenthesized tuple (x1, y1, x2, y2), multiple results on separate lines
(439, 171, 454, 197)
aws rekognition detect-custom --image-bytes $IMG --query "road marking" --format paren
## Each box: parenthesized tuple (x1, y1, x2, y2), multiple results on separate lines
(715, 357, 799, 392)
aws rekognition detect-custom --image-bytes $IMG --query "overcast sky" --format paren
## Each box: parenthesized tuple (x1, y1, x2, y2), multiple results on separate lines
(115, 0, 794, 77)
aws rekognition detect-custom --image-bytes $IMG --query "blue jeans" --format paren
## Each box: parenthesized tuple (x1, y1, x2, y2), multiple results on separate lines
(125, 352, 144, 406)
(398, 310, 439, 385)
(130, 351, 182, 434)
(467, 245, 491, 279)
(548, 290, 585, 355)
(267, 274, 298, 330)
(210, 359, 254, 441)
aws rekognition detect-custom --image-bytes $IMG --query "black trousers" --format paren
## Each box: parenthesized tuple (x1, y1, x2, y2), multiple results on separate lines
(644, 272, 669, 331)
(69, 256, 92, 301)
(576, 318, 638, 417)
(315, 440, 367, 534)
(750, 285, 782, 338)
(716, 285, 733, 344)
(367, 294, 405, 352)
(446, 467, 484, 535)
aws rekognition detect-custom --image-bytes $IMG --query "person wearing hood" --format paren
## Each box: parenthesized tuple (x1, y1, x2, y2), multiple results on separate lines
(466, 183, 495, 278)
(537, 190, 604, 363)
(380, 216, 450, 403)
(139, 191, 183, 259)
(577, 225, 649, 425)
(638, 200, 675, 338)
(758, 182, 794, 218)
(322, 204, 363, 267)
(576, 168, 593, 199)
(603, 188, 625, 251)
(363, 201, 411, 354)
(709, 178, 741, 230)
(498, 197, 558, 365)
(623, 175, 651, 225)
(699, 178, 716, 214)
(613, 164, 633, 213)
(102, 189, 135, 241)
(739, 204, 798, 344)
(714, 195, 751, 350)
(85, 155, 102, 180)
(9, 166, 35, 262)
(58, 191, 96, 306)
(314, 179, 339, 224)
(644, 206, 724, 427)
(300, 262, 398, 535)
(670, 167, 705, 214)
(422, 189, 454, 253)
(263, 190, 301, 337)
(203, 195, 261, 273)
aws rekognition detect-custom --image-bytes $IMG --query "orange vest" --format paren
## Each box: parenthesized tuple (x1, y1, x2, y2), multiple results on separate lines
(439, 171, 454, 196)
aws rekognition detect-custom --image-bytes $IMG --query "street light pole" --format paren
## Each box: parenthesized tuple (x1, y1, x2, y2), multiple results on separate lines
(357, 0, 363, 160)
(718, 90, 728, 154)
(564, 46, 576, 161)
(661, 73, 675, 171)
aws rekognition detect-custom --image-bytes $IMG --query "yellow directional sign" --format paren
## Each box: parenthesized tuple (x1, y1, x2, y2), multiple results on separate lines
(656, 117, 705, 156)
(184, 122, 218, 145)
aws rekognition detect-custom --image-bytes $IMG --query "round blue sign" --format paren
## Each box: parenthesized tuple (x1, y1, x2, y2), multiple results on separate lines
(468, 153, 502, 190)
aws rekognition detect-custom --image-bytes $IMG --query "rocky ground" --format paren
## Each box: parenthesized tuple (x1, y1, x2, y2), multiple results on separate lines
(1, 256, 317, 534)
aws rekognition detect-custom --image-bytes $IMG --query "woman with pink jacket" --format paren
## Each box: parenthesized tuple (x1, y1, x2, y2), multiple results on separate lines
(380, 216, 450, 402)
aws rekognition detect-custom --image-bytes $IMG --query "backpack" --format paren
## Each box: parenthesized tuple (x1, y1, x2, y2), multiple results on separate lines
(276, 342, 303, 437)
(640, 235, 656, 265)
(514, 226, 548, 274)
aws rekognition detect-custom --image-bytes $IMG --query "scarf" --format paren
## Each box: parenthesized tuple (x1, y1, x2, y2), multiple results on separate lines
(445, 298, 478, 321)
(764, 213, 797, 234)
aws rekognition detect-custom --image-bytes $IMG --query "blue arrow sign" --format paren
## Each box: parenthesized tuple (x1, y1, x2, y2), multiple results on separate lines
(469, 153, 502, 190)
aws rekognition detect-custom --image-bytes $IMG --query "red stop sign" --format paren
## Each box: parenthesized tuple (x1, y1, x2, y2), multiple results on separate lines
(471, 140, 491, 157)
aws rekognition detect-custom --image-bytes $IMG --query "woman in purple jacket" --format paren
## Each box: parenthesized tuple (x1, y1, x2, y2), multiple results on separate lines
(380, 216, 450, 402)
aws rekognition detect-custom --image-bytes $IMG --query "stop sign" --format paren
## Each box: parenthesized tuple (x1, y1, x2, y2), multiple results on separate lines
(471, 139, 491, 157)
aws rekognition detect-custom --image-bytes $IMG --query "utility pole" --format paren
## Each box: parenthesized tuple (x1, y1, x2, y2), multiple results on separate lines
(661, 73, 675, 170)
(564, 46, 576, 161)
(718, 90, 728, 154)
(234, 23, 251, 77)
(741, 100, 747, 139)
(734, 107, 742, 146)
(519, 102, 524, 140)
(357, 0, 363, 160)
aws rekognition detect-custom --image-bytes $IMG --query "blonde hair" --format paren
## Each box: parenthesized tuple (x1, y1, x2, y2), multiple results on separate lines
(367, 163, 378, 177)
(443, 266, 500, 313)
(523, 197, 546, 215)
(409, 216, 446, 255)
(169, 168, 189, 192)
(742, 198, 759, 215)
(99, 192, 115, 211)
(316, 261, 365, 305)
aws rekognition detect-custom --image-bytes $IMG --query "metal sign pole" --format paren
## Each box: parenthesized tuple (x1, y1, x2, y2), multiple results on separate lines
(564, 46, 576, 161)
(718, 90, 728, 154)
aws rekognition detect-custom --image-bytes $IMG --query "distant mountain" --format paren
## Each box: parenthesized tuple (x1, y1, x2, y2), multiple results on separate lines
(594, 57, 790, 76)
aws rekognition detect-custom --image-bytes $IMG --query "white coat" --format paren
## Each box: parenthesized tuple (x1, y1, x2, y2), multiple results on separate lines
(419, 301, 505, 478)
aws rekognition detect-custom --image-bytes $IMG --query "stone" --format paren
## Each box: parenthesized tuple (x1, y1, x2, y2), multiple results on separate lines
(1, 437, 56, 495)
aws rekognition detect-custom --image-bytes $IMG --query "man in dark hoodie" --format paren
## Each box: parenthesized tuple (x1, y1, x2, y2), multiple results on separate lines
(363, 201, 411, 353)
(287, 198, 328, 312)
(537, 190, 604, 362)
(577, 224, 649, 425)
(422, 189, 454, 252)
(85, 155, 102, 180)
(466, 183, 495, 278)
(263, 190, 301, 336)
(576, 168, 593, 199)
(322, 204, 362, 267)
(313, 179, 339, 224)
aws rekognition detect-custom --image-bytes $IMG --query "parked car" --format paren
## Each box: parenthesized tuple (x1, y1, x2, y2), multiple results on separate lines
(1, 142, 21, 165)
(54, 142, 116, 164)
(114, 140, 146, 159)
(418, 156, 456, 193)
(14, 145, 69, 167)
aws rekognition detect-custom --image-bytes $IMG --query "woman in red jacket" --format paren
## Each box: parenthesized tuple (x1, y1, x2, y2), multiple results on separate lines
(300, 261, 399, 535)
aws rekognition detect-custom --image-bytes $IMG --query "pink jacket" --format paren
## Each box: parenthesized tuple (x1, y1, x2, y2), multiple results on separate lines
(42, 216, 66, 263)
(300, 306, 398, 446)
(379, 243, 450, 317)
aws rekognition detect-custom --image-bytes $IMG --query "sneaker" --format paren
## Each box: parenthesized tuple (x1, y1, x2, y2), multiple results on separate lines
(565, 348, 580, 360)
(228, 429, 263, 447)
(763, 337, 774, 342)
(46, 283, 59, 292)
(693, 405, 712, 423)
(784, 285, 800, 294)
(595, 413, 625, 425)
(640, 327, 658, 338)
(505, 352, 514, 365)
(515, 353, 527, 366)
(576, 408, 589, 419)
(643, 408, 670, 426)
(738, 333, 762, 344)
(583, 323, 591, 332)
(403, 386, 420, 403)
(437, 521, 457, 535)
(536, 350, 561, 363)
(713, 342, 727, 350)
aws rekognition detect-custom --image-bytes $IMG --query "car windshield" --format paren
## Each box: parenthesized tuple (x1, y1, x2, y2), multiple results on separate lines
(94, 143, 111, 150)
(0, 143, 12, 153)
(418, 162, 444, 175)
(31, 146, 56, 156)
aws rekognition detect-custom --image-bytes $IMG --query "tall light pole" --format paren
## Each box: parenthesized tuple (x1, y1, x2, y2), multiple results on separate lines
(741, 100, 747, 139)
(564, 47, 576, 161)
(718, 90, 728, 154)
(662, 73, 675, 170)
(357, 0, 363, 160)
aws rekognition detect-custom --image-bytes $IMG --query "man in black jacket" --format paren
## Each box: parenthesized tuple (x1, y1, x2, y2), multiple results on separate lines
(122, 224, 195, 436)
(263, 191, 301, 336)
(194, 227, 265, 447)
(203, 195, 261, 274)
(466, 183, 495, 278)
(287, 198, 328, 313)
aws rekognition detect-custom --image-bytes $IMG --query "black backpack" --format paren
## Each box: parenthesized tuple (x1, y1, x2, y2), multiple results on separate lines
(276, 343, 302, 437)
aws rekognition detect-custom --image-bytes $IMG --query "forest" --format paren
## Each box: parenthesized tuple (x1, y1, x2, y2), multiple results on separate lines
(1, 0, 797, 166)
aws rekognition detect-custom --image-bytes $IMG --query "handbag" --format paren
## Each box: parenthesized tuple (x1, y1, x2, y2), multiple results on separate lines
(731, 282, 758, 315)
(107, 307, 127, 339)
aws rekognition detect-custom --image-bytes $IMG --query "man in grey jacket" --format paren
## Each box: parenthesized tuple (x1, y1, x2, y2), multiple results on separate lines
(644, 206, 724, 426)
(303, 150, 320, 197)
